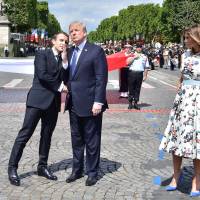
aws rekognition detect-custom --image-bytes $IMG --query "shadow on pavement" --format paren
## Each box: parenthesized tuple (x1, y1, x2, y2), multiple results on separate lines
(161, 166, 194, 195)
(19, 157, 122, 181)
(139, 103, 152, 108)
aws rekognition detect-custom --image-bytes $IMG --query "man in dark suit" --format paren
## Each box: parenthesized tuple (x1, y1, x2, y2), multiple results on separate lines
(8, 32, 69, 186)
(64, 21, 108, 186)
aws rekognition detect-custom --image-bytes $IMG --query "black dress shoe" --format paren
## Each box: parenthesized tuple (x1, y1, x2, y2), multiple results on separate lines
(128, 104, 133, 109)
(66, 173, 83, 183)
(8, 167, 20, 186)
(85, 176, 97, 186)
(133, 103, 140, 110)
(37, 167, 57, 180)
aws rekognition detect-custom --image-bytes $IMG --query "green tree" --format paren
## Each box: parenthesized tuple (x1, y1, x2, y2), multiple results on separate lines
(88, 3, 162, 43)
(37, 1, 48, 30)
(4, 0, 37, 32)
(27, 0, 37, 29)
(88, 31, 98, 42)
(4, 0, 61, 36)
(172, 1, 200, 30)
(37, 1, 61, 36)
(161, 0, 200, 42)
(47, 13, 61, 37)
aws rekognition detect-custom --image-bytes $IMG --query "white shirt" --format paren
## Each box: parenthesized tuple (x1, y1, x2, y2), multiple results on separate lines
(129, 53, 149, 71)
(71, 39, 87, 64)
(51, 47, 67, 92)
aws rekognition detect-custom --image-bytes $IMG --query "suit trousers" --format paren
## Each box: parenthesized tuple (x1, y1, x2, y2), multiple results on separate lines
(69, 110, 102, 177)
(8, 100, 58, 169)
(119, 68, 129, 92)
(128, 71, 143, 102)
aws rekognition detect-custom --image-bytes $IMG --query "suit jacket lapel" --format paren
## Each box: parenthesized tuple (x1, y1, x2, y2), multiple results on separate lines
(49, 48, 58, 68)
(68, 47, 74, 60)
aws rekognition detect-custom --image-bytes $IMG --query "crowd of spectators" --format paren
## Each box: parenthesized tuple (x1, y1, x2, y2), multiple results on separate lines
(100, 41, 185, 71)
(6, 37, 186, 71)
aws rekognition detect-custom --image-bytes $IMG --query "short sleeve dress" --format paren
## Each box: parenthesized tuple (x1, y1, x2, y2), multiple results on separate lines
(159, 52, 200, 159)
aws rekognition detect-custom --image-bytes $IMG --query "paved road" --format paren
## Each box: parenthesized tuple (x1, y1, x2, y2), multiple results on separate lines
(0, 59, 194, 200)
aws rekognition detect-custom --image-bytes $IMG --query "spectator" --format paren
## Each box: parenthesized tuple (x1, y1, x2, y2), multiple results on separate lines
(119, 44, 132, 98)
(4, 44, 9, 57)
(127, 45, 149, 110)
(163, 47, 170, 69)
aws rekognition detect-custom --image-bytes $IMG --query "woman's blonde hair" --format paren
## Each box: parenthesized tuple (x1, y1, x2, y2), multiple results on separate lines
(184, 24, 200, 46)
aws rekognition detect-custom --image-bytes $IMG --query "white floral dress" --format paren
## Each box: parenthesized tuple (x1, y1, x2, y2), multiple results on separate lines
(159, 52, 200, 159)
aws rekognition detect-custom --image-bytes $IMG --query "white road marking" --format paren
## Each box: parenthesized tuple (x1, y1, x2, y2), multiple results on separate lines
(142, 82, 155, 89)
(149, 75, 176, 89)
(0, 59, 34, 74)
(108, 80, 119, 89)
(108, 80, 155, 89)
(0, 59, 34, 64)
(3, 79, 23, 88)
(159, 80, 176, 88)
(148, 75, 158, 80)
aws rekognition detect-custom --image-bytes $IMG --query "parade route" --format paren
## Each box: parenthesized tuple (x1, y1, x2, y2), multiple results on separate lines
(0, 59, 194, 200)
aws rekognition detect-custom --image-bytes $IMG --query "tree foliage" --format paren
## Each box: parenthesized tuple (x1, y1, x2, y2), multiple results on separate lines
(47, 13, 61, 36)
(27, 0, 37, 29)
(37, 1, 48, 30)
(37, 1, 61, 36)
(159, 0, 200, 42)
(88, 1, 200, 44)
(4, 0, 37, 32)
(173, 1, 200, 29)
(4, 0, 200, 42)
(88, 4, 162, 43)
(4, 0, 61, 36)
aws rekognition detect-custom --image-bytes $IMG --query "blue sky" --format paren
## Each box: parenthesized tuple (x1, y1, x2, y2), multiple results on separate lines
(46, 0, 163, 33)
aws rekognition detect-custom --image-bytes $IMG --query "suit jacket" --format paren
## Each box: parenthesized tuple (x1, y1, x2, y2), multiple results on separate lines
(26, 48, 63, 110)
(65, 41, 108, 117)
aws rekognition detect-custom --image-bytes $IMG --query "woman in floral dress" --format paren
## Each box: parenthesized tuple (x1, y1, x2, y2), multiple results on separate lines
(159, 24, 200, 197)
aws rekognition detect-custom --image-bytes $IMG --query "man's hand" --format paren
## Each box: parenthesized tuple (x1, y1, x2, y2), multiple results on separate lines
(61, 48, 68, 64)
(92, 103, 102, 116)
(143, 76, 147, 81)
(126, 57, 134, 66)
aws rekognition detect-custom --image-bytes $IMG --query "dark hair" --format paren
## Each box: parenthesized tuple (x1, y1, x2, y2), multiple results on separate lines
(52, 32, 69, 41)
(136, 44, 142, 48)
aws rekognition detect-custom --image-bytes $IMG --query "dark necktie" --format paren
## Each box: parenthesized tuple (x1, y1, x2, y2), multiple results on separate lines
(56, 54, 62, 69)
(71, 47, 79, 75)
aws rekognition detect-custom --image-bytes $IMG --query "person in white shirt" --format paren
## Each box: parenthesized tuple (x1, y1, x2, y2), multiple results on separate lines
(126, 45, 149, 110)
(4, 44, 9, 57)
